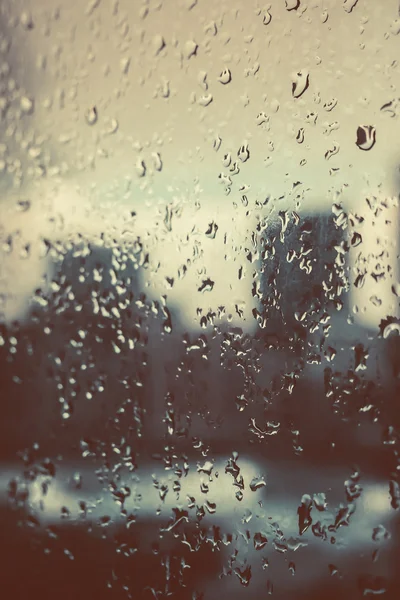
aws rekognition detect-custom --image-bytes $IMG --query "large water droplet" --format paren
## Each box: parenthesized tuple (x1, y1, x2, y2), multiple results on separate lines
(356, 125, 376, 150)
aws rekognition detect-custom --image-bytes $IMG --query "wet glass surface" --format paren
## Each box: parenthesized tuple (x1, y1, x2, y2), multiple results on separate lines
(0, 0, 400, 598)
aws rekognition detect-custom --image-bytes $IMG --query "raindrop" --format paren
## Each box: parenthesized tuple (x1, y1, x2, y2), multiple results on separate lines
(305, 111, 318, 124)
(292, 71, 310, 99)
(358, 576, 387, 596)
(391, 282, 400, 297)
(213, 136, 222, 151)
(313, 492, 327, 511)
(285, 0, 300, 10)
(184, 39, 198, 59)
(16, 199, 31, 212)
(256, 112, 269, 125)
(234, 565, 252, 587)
(324, 98, 338, 112)
(85, 106, 98, 125)
(263, 10, 272, 24)
(325, 144, 340, 160)
(205, 221, 218, 239)
(372, 525, 391, 542)
(198, 278, 215, 293)
(296, 128, 305, 143)
(218, 68, 232, 84)
(198, 94, 213, 107)
(120, 57, 131, 74)
(343, 0, 359, 13)
(270, 99, 280, 112)
(152, 152, 163, 171)
(389, 480, 400, 509)
(249, 476, 266, 491)
(222, 153, 231, 167)
(20, 96, 34, 114)
(390, 19, 400, 35)
(20, 11, 34, 30)
(380, 98, 399, 118)
(356, 125, 376, 151)
(382, 322, 400, 339)
(153, 35, 166, 55)
(298, 494, 312, 535)
(237, 143, 250, 163)
(329, 564, 339, 576)
(132, 158, 146, 178)
(254, 532, 268, 549)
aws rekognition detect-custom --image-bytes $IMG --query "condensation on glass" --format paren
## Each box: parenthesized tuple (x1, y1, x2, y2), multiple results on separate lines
(0, 0, 399, 598)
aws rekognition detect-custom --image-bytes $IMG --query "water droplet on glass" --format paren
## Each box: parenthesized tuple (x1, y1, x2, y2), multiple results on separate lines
(382, 321, 400, 339)
(298, 494, 312, 535)
(20, 11, 34, 30)
(136, 158, 146, 177)
(249, 476, 266, 491)
(263, 10, 272, 24)
(325, 144, 340, 160)
(343, 0, 359, 13)
(256, 112, 269, 125)
(254, 532, 268, 549)
(20, 96, 34, 114)
(296, 128, 305, 143)
(184, 39, 198, 59)
(153, 35, 166, 55)
(372, 525, 391, 542)
(234, 565, 252, 587)
(356, 125, 376, 150)
(324, 98, 338, 112)
(321, 10, 329, 23)
(85, 106, 98, 125)
(198, 93, 213, 107)
(292, 70, 310, 99)
(152, 152, 163, 171)
(218, 68, 232, 84)
(237, 143, 250, 163)
(285, 0, 300, 10)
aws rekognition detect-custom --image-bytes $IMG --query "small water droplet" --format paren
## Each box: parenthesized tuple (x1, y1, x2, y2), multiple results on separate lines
(85, 106, 98, 125)
(184, 39, 198, 59)
(254, 532, 268, 549)
(153, 35, 166, 55)
(263, 10, 272, 24)
(152, 152, 163, 171)
(343, 0, 359, 13)
(296, 128, 305, 143)
(390, 19, 400, 35)
(20, 96, 34, 114)
(218, 67, 232, 84)
(321, 10, 329, 23)
(292, 70, 310, 99)
(237, 143, 250, 162)
(234, 565, 252, 587)
(136, 158, 146, 177)
(372, 525, 391, 542)
(285, 0, 300, 10)
(198, 93, 213, 106)
(249, 476, 266, 491)
(380, 98, 399, 118)
(20, 11, 34, 30)
(325, 144, 340, 160)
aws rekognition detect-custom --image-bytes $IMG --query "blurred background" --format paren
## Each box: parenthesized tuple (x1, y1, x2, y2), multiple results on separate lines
(0, 0, 400, 597)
